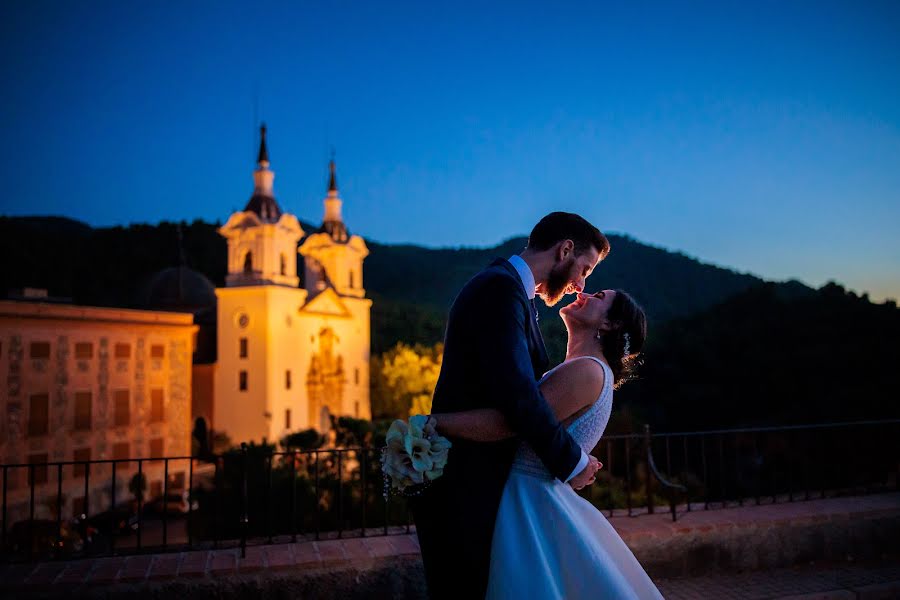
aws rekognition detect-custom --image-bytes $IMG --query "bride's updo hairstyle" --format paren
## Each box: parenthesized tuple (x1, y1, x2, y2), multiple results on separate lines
(598, 290, 648, 389)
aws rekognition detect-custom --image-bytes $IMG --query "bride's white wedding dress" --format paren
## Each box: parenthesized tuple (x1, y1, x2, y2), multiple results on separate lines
(486, 356, 664, 599)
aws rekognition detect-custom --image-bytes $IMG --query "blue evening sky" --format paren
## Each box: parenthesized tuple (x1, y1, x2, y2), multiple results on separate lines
(1, 1, 899, 300)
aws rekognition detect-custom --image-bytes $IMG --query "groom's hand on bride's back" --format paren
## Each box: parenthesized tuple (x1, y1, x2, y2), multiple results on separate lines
(569, 455, 602, 490)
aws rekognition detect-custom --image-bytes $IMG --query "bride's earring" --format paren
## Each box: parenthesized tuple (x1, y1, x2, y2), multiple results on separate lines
(596, 329, 602, 341)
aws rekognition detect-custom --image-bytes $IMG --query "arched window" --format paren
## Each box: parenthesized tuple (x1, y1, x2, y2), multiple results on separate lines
(243, 251, 253, 274)
(349, 269, 355, 288)
(280, 254, 287, 276)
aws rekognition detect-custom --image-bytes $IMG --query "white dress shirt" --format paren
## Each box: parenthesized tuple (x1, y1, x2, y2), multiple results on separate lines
(507, 255, 590, 483)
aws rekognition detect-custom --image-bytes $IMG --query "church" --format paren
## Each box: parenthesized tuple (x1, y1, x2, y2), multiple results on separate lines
(212, 126, 372, 445)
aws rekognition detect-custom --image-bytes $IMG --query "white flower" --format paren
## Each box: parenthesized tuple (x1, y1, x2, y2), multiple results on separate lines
(385, 419, 409, 451)
(382, 414, 453, 494)
(409, 435, 435, 473)
(408, 414, 429, 437)
(382, 447, 416, 490)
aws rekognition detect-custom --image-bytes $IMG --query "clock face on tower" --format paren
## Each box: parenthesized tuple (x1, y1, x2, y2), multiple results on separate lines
(234, 311, 250, 329)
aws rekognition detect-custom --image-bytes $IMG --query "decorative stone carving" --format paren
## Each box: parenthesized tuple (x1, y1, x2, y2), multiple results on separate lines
(95, 337, 109, 477)
(306, 327, 346, 431)
(6, 335, 22, 398)
(167, 338, 190, 456)
(52, 336, 70, 461)
(133, 338, 146, 458)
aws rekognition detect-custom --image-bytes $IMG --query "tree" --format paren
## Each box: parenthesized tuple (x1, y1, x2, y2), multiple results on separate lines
(281, 428, 325, 451)
(370, 342, 442, 419)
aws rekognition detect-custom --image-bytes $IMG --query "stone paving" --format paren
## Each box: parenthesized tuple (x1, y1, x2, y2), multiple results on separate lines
(1, 493, 898, 598)
(657, 560, 900, 600)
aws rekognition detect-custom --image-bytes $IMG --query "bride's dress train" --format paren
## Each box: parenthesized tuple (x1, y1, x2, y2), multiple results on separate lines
(486, 357, 664, 600)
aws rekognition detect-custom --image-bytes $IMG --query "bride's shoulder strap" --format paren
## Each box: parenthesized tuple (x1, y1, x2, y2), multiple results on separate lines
(576, 356, 612, 387)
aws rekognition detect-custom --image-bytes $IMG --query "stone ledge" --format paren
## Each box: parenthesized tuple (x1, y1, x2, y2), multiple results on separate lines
(2, 494, 899, 598)
(620, 493, 900, 578)
(0, 534, 422, 591)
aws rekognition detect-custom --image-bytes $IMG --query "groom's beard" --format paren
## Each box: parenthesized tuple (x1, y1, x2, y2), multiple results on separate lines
(542, 258, 577, 307)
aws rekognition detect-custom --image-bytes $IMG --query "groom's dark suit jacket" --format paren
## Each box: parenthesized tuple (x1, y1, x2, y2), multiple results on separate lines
(411, 258, 583, 599)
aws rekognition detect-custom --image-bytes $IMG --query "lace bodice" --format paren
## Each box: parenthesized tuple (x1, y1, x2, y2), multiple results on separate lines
(510, 356, 614, 479)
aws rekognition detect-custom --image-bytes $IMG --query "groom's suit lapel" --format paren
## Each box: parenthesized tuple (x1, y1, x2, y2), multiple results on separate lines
(491, 258, 551, 378)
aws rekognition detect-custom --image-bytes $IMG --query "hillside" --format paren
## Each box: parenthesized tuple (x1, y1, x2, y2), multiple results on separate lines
(3, 215, 898, 429)
(616, 281, 900, 430)
(365, 233, 787, 358)
(1, 216, 785, 355)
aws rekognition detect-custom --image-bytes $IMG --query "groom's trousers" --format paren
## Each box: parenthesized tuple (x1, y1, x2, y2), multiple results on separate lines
(410, 440, 512, 600)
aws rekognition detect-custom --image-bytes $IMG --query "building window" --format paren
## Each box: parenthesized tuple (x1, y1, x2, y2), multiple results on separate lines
(243, 251, 253, 274)
(355, 401, 360, 418)
(239, 371, 248, 391)
(355, 368, 360, 386)
(149, 438, 164, 461)
(285, 409, 291, 430)
(28, 393, 49, 437)
(239, 338, 248, 358)
(73, 448, 91, 478)
(30, 341, 50, 359)
(285, 369, 292, 390)
(349, 270, 355, 288)
(114, 343, 131, 359)
(114, 390, 130, 427)
(150, 344, 165, 359)
(74, 342, 93, 360)
(28, 454, 48, 486)
(112, 442, 129, 461)
(74, 391, 92, 431)
(280, 254, 287, 276)
(150, 388, 164, 423)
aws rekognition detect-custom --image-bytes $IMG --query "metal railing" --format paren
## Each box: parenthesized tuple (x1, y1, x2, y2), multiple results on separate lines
(581, 419, 900, 522)
(1, 444, 414, 563)
(3, 419, 899, 562)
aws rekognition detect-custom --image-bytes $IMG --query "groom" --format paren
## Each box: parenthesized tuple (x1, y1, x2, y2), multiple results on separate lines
(412, 212, 610, 599)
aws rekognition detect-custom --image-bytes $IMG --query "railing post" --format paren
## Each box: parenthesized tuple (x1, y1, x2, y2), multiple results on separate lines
(361, 448, 367, 538)
(29, 464, 36, 560)
(162, 458, 169, 549)
(337, 450, 343, 539)
(315, 450, 321, 540)
(290, 451, 297, 542)
(137, 459, 143, 550)
(644, 425, 654, 515)
(1, 465, 7, 552)
(110, 461, 117, 555)
(56, 464, 63, 555)
(240, 443, 249, 559)
(188, 457, 194, 548)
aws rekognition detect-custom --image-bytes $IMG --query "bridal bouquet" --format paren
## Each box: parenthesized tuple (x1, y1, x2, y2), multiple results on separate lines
(381, 415, 452, 498)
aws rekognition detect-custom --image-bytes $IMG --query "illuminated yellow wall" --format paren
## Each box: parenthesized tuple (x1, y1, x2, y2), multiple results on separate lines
(0, 301, 196, 521)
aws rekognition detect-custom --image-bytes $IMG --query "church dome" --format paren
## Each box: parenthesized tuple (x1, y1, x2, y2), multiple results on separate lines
(244, 193, 283, 223)
(142, 266, 217, 312)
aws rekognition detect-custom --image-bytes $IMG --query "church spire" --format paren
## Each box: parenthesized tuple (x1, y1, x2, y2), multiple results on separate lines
(321, 156, 348, 242)
(257, 123, 270, 166)
(328, 157, 338, 193)
(244, 122, 282, 222)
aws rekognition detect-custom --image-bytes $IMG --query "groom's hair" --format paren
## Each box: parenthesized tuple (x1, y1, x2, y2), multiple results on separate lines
(527, 212, 610, 258)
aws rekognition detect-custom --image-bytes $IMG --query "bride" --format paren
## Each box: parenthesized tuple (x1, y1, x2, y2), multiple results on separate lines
(434, 288, 662, 599)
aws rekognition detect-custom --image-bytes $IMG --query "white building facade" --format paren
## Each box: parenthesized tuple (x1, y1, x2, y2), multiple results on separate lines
(0, 300, 195, 521)
(214, 127, 372, 446)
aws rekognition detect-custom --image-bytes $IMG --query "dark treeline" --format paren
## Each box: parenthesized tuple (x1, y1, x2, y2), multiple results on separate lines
(617, 282, 900, 431)
(2, 216, 898, 431)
